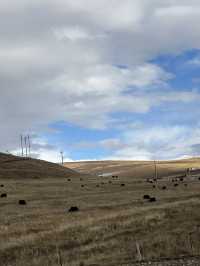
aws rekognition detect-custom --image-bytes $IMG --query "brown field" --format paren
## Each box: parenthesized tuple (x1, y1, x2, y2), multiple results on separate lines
(1, 154, 200, 265)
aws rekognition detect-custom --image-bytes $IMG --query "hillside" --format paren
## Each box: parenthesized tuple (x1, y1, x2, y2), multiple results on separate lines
(0, 153, 79, 179)
(65, 158, 200, 179)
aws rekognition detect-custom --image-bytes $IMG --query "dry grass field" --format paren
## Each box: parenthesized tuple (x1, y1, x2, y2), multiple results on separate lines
(1, 154, 200, 265)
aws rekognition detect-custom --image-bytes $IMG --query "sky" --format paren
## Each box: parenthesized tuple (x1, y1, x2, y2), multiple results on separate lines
(1, 0, 200, 162)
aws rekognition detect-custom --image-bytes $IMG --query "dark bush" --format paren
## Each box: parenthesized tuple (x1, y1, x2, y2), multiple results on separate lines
(1, 193, 7, 198)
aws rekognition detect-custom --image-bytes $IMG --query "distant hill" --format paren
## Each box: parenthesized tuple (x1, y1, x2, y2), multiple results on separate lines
(64, 158, 200, 179)
(0, 153, 79, 179)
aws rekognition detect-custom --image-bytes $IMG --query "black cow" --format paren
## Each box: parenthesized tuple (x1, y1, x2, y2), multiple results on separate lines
(149, 197, 156, 202)
(19, 200, 26, 205)
(68, 206, 79, 212)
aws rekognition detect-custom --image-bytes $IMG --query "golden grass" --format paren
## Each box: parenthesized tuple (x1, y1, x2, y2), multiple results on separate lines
(1, 156, 200, 265)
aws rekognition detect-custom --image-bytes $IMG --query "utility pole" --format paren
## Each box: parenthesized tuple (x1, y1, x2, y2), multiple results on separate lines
(154, 160, 157, 181)
(20, 135, 24, 157)
(60, 151, 64, 165)
(24, 136, 28, 158)
(27, 135, 31, 157)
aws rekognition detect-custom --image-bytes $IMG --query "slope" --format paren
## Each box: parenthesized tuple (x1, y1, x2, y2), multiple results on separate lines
(0, 153, 79, 179)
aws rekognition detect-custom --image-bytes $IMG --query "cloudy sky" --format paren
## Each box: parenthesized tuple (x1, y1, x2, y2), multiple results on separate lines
(1, 0, 200, 162)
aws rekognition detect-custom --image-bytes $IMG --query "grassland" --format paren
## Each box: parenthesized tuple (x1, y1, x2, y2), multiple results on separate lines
(0, 155, 200, 265)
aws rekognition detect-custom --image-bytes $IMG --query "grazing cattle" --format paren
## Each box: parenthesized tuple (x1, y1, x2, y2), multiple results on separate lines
(153, 185, 156, 188)
(180, 178, 184, 182)
(68, 206, 79, 212)
(0, 184, 4, 187)
(149, 197, 156, 202)
(68, 178, 71, 182)
(121, 183, 125, 187)
(174, 183, 179, 187)
(198, 177, 200, 181)
(162, 186, 167, 190)
(143, 195, 150, 199)
(19, 200, 26, 205)
(1, 193, 7, 198)
(81, 184, 84, 188)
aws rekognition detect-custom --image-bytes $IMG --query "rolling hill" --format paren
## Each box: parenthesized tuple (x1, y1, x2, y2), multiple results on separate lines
(0, 153, 79, 179)
(64, 158, 200, 179)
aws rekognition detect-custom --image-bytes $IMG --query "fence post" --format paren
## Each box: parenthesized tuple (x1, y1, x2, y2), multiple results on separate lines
(136, 241, 142, 261)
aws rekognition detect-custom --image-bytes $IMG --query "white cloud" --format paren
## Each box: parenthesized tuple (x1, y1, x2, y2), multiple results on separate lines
(1, 0, 200, 158)
(54, 26, 106, 41)
(102, 125, 200, 161)
(35, 149, 72, 163)
(188, 56, 200, 66)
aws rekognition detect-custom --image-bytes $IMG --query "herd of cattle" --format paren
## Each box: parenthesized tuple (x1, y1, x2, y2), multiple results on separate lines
(1, 171, 199, 212)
